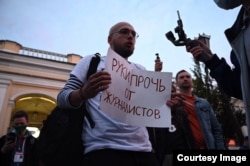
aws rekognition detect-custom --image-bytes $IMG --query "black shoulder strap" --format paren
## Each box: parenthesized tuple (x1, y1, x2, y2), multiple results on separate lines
(86, 53, 101, 79)
(84, 53, 101, 128)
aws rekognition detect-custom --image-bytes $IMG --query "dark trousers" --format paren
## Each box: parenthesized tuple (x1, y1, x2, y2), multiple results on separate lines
(83, 149, 160, 166)
(162, 154, 173, 166)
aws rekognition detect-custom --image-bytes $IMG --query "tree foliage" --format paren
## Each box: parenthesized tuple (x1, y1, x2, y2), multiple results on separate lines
(191, 61, 221, 110)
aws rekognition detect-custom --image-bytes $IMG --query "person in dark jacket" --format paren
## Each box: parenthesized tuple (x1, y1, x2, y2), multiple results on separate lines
(186, 0, 250, 147)
(0, 110, 37, 166)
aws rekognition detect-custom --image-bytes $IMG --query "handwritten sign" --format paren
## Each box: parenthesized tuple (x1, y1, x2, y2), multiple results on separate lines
(100, 48, 172, 127)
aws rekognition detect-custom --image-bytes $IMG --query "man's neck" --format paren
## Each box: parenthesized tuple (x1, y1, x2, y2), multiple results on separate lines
(180, 89, 192, 96)
(18, 131, 26, 138)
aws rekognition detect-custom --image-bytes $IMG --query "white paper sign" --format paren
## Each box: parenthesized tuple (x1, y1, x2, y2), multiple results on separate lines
(100, 48, 172, 127)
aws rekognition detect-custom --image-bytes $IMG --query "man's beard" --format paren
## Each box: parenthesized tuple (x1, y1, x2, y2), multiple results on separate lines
(119, 50, 133, 58)
(114, 44, 133, 58)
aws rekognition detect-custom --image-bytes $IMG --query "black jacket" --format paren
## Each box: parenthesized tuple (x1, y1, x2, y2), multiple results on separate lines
(148, 108, 197, 165)
(0, 133, 37, 166)
(205, 7, 248, 100)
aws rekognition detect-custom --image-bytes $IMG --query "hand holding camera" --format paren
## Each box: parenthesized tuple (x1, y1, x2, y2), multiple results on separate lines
(1, 130, 17, 154)
(165, 10, 214, 63)
(1, 139, 16, 154)
(186, 40, 214, 63)
(6, 131, 16, 143)
(154, 53, 163, 72)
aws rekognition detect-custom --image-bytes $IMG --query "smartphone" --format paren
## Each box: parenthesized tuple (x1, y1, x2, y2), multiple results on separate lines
(6, 132, 16, 143)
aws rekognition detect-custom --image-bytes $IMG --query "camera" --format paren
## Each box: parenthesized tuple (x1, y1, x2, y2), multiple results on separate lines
(165, 10, 211, 62)
(166, 11, 202, 47)
(165, 10, 189, 46)
(6, 130, 16, 143)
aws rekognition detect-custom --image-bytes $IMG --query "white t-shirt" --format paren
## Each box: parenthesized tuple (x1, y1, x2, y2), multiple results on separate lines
(71, 54, 152, 154)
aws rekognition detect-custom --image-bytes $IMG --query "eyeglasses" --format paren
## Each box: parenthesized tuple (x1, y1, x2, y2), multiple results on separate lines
(112, 28, 139, 38)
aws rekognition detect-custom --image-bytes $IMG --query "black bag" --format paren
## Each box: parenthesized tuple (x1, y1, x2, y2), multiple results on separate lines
(36, 53, 100, 166)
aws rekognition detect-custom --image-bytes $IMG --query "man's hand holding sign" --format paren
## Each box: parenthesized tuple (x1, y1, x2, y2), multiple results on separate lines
(100, 48, 173, 127)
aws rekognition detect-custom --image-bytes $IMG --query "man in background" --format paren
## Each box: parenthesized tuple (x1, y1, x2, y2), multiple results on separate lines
(0, 110, 37, 166)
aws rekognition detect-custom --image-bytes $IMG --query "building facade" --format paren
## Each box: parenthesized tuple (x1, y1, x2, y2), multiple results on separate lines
(0, 40, 82, 137)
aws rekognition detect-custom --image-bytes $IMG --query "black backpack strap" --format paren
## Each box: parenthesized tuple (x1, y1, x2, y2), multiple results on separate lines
(86, 53, 101, 79)
(84, 53, 101, 128)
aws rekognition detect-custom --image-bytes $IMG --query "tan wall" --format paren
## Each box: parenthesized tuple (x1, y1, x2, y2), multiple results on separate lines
(0, 46, 76, 136)
(0, 81, 60, 136)
(67, 53, 82, 63)
(0, 40, 22, 53)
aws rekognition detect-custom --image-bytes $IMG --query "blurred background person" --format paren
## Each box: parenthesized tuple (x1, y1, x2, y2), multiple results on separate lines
(0, 110, 37, 166)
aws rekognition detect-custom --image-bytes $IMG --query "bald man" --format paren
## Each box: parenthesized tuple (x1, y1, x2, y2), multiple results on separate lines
(57, 22, 160, 166)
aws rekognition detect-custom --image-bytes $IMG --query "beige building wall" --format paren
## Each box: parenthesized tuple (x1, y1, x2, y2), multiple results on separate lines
(0, 40, 81, 136)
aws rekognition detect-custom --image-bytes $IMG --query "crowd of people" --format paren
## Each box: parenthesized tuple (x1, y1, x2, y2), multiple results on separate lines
(0, 0, 249, 165)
